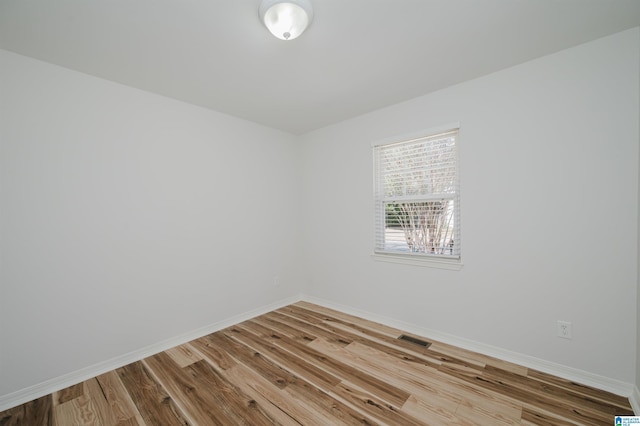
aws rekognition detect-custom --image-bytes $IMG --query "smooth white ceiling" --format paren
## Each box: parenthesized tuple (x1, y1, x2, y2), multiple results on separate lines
(1, 0, 639, 134)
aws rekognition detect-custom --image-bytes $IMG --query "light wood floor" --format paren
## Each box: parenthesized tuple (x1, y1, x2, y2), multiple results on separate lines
(0, 301, 634, 425)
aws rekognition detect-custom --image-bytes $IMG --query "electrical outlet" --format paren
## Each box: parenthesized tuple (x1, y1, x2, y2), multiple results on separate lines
(273, 276, 280, 287)
(557, 321, 572, 339)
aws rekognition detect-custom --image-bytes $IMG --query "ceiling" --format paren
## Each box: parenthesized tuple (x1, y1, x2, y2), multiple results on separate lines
(1, 1, 639, 135)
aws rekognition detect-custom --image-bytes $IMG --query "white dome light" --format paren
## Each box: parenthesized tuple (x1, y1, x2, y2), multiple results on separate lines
(259, 0, 313, 41)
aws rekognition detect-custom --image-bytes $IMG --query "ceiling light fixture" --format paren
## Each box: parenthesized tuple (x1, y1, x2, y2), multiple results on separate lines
(259, 0, 313, 41)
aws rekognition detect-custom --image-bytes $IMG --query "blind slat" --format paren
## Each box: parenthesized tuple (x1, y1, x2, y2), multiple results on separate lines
(373, 129, 460, 258)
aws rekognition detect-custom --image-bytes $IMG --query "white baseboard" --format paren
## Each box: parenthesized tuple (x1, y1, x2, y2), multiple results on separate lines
(0, 294, 303, 412)
(630, 386, 640, 415)
(301, 294, 637, 403)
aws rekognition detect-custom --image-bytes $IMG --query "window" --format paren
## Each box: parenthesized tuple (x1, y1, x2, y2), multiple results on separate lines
(373, 127, 460, 268)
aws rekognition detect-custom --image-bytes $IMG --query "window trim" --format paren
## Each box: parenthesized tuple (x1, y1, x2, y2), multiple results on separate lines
(371, 122, 461, 148)
(372, 123, 462, 270)
(371, 252, 464, 270)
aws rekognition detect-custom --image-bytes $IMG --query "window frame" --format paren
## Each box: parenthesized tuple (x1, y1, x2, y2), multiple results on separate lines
(371, 124, 463, 270)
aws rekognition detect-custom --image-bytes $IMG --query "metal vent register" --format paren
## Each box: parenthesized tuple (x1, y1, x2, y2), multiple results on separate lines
(398, 334, 431, 348)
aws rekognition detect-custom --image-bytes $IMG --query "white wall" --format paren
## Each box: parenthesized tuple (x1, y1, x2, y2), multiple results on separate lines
(1, 28, 639, 404)
(300, 28, 640, 383)
(0, 50, 300, 397)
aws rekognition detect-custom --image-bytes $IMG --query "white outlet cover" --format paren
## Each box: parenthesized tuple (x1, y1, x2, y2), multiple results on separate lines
(557, 320, 572, 339)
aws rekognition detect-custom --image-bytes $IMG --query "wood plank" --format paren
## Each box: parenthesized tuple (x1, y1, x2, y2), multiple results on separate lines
(308, 338, 470, 424)
(287, 304, 486, 374)
(527, 368, 634, 410)
(331, 382, 427, 426)
(192, 332, 291, 390)
(116, 361, 190, 426)
(165, 344, 203, 368)
(0, 395, 52, 426)
(53, 382, 84, 406)
(281, 305, 448, 367)
(217, 349, 384, 426)
(53, 394, 101, 426)
(242, 318, 412, 408)
(521, 407, 581, 426)
(189, 359, 280, 425)
(224, 324, 342, 390)
(289, 303, 532, 390)
(221, 325, 386, 424)
(219, 362, 313, 425)
(84, 378, 118, 426)
(326, 337, 525, 426)
(114, 417, 145, 426)
(143, 352, 276, 425)
(439, 363, 611, 426)
(454, 396, 522, 425)
(255, 313, 322, 344)
(287, 302, 405, 338)
(95, 370, 142, 425)
(317, 338, 462, 408)
(482, 364, 630, 421)
(264, 310, 352, 346)
(402, 394, 473, 426)
(276, 308, 443, 372)
(188, 336, 238, 371)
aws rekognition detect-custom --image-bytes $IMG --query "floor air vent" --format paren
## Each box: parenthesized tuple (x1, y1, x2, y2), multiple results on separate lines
(398, 335, 431, 348)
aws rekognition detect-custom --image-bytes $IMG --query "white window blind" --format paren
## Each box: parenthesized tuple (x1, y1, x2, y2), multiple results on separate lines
(374, 128, 460, 259)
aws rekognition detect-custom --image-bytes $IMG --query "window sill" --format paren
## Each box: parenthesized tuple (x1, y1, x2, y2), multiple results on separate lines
(371, 252, 463, 270)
